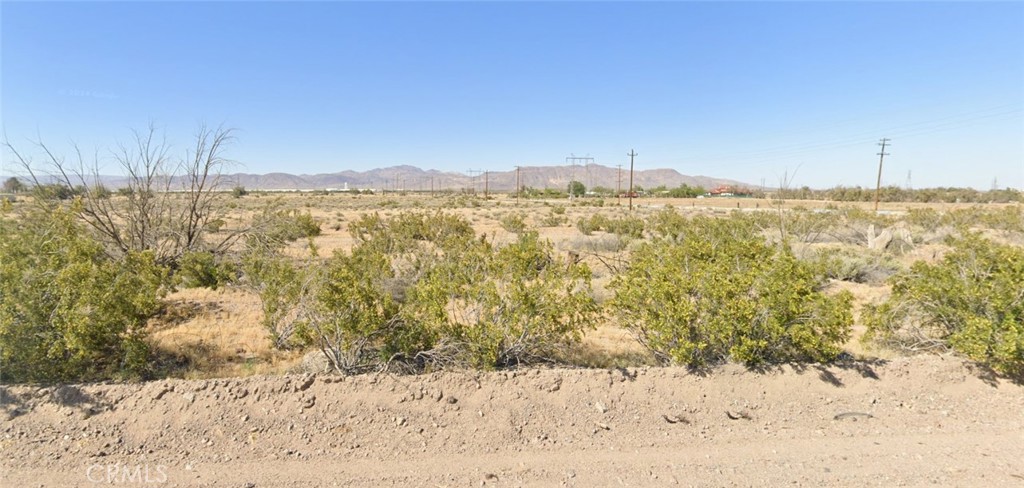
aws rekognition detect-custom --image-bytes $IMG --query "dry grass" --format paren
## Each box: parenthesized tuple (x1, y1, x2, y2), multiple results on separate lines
(148, 287, 303, 379)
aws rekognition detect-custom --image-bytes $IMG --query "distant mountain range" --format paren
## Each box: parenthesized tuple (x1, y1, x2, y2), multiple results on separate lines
(218, 164, 752, 192)
(4, 164, 753, 192)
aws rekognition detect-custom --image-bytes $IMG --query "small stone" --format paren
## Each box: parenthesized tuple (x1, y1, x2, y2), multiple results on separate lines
(301, 395, 316, 409)
(153, 387, 171, 401)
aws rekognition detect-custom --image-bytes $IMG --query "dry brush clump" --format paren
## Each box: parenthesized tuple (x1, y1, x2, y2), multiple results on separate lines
(862, 233, 1024, 377)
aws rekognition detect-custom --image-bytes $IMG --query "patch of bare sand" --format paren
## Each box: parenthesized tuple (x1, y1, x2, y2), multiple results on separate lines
(3, 355, 1022, 487)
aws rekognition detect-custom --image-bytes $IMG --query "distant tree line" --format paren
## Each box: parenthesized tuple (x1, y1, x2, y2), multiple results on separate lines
(777, 185, 1023, 204)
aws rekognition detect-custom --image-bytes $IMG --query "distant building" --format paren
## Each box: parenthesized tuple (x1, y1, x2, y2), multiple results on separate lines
(706, 185, 753, 198)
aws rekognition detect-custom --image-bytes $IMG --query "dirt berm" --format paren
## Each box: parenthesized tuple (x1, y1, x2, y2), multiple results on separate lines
(2, 354, 1023, 487)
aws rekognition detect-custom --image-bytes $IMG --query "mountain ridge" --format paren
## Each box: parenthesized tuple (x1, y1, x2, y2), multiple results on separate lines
(220, 164, 753, 192)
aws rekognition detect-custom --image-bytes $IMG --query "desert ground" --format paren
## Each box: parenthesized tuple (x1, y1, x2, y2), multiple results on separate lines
(3, 193, 1022, 486)
(3, 355, 1023, 487)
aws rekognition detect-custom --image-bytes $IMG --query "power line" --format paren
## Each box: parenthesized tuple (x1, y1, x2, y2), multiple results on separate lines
(673, 105, 1022, 169)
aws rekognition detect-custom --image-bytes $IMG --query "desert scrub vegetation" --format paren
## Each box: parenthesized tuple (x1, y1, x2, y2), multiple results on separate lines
(242, 211, 598, 374)
(610, 215, 853, 368)
(498, 212, 528, 233)
(0, 204, 167, 382)
(576, 214, 645, 238)
(3, 153, 1023, 384)
(862, 233, 1024, 377)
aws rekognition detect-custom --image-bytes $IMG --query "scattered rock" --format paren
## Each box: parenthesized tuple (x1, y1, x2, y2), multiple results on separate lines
(547, 378, 562, 392)
(153, 386, 172, 401)
(297, 375, 316, 392)
(662, 414, 689, 425)
(833, 412, 874, 421)
(725, 410, 751, 421)
(301, 395, 316, 409)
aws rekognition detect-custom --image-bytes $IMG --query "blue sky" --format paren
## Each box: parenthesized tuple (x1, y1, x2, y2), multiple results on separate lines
(2, 1, 1022, 189)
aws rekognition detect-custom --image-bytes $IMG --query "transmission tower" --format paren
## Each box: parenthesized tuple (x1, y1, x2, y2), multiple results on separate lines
(565, 154, 594, 197)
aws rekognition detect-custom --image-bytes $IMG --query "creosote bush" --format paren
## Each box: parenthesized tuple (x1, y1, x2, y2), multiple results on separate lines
(243, 211, 597, 374)
(404, 231, 598, 369)
(176, 250, 238, 290)
(248, 205, 322, 248)
(610, 215, 853, 368)
(862, 233, 1024, 376)
(0, 205, 167, 382)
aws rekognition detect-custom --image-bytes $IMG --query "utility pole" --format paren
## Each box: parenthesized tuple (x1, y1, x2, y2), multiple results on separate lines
(627, 149, 637, 211)
(873, 138, 890, 213)
(616, 164, 623, 206)
(484, 171, 489, 198)
(515, 165, 521, 205)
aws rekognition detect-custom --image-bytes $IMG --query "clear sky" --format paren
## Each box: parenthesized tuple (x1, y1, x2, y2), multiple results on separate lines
(2, 1, 1022, 189)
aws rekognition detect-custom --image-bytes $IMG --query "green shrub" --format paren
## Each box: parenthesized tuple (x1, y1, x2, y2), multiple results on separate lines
(249, 206, 322, 247)
(176, 251, 238, 290)
(568, 181, 586, 198)
(814, 247, 900, 285)
(257, 211, 599, 373)
(498, 212, 528, 233)
(348, 211, 475, 256)
(405, 231, 598, 369)
(649, 205, 689, 239)
(240, 242, 317, 349)
(862, 233, 1024, 376)
(313, 248, 414, 373)
(905, 208, 945, 233)
(609, 216, 852, 368)
(0, 206, 167, 382)
(603, 215, 645, 238)
(576, 214, 610, 236)
(540, 212, 568, 227)
(975, 206, 1024, 233)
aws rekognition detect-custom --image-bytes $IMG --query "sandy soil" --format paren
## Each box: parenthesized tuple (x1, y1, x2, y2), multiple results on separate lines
(3, 355, 1023, 487)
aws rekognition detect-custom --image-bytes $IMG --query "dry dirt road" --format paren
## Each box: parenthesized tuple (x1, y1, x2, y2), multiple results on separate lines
(3, 355, 1023, 487)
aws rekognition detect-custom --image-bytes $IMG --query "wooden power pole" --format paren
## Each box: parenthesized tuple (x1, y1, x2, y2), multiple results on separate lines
(617, 164, 622, 206)
(627, 149, 637, 211)
(515, 165, 521, 205)
(873, 138, 890, 213)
